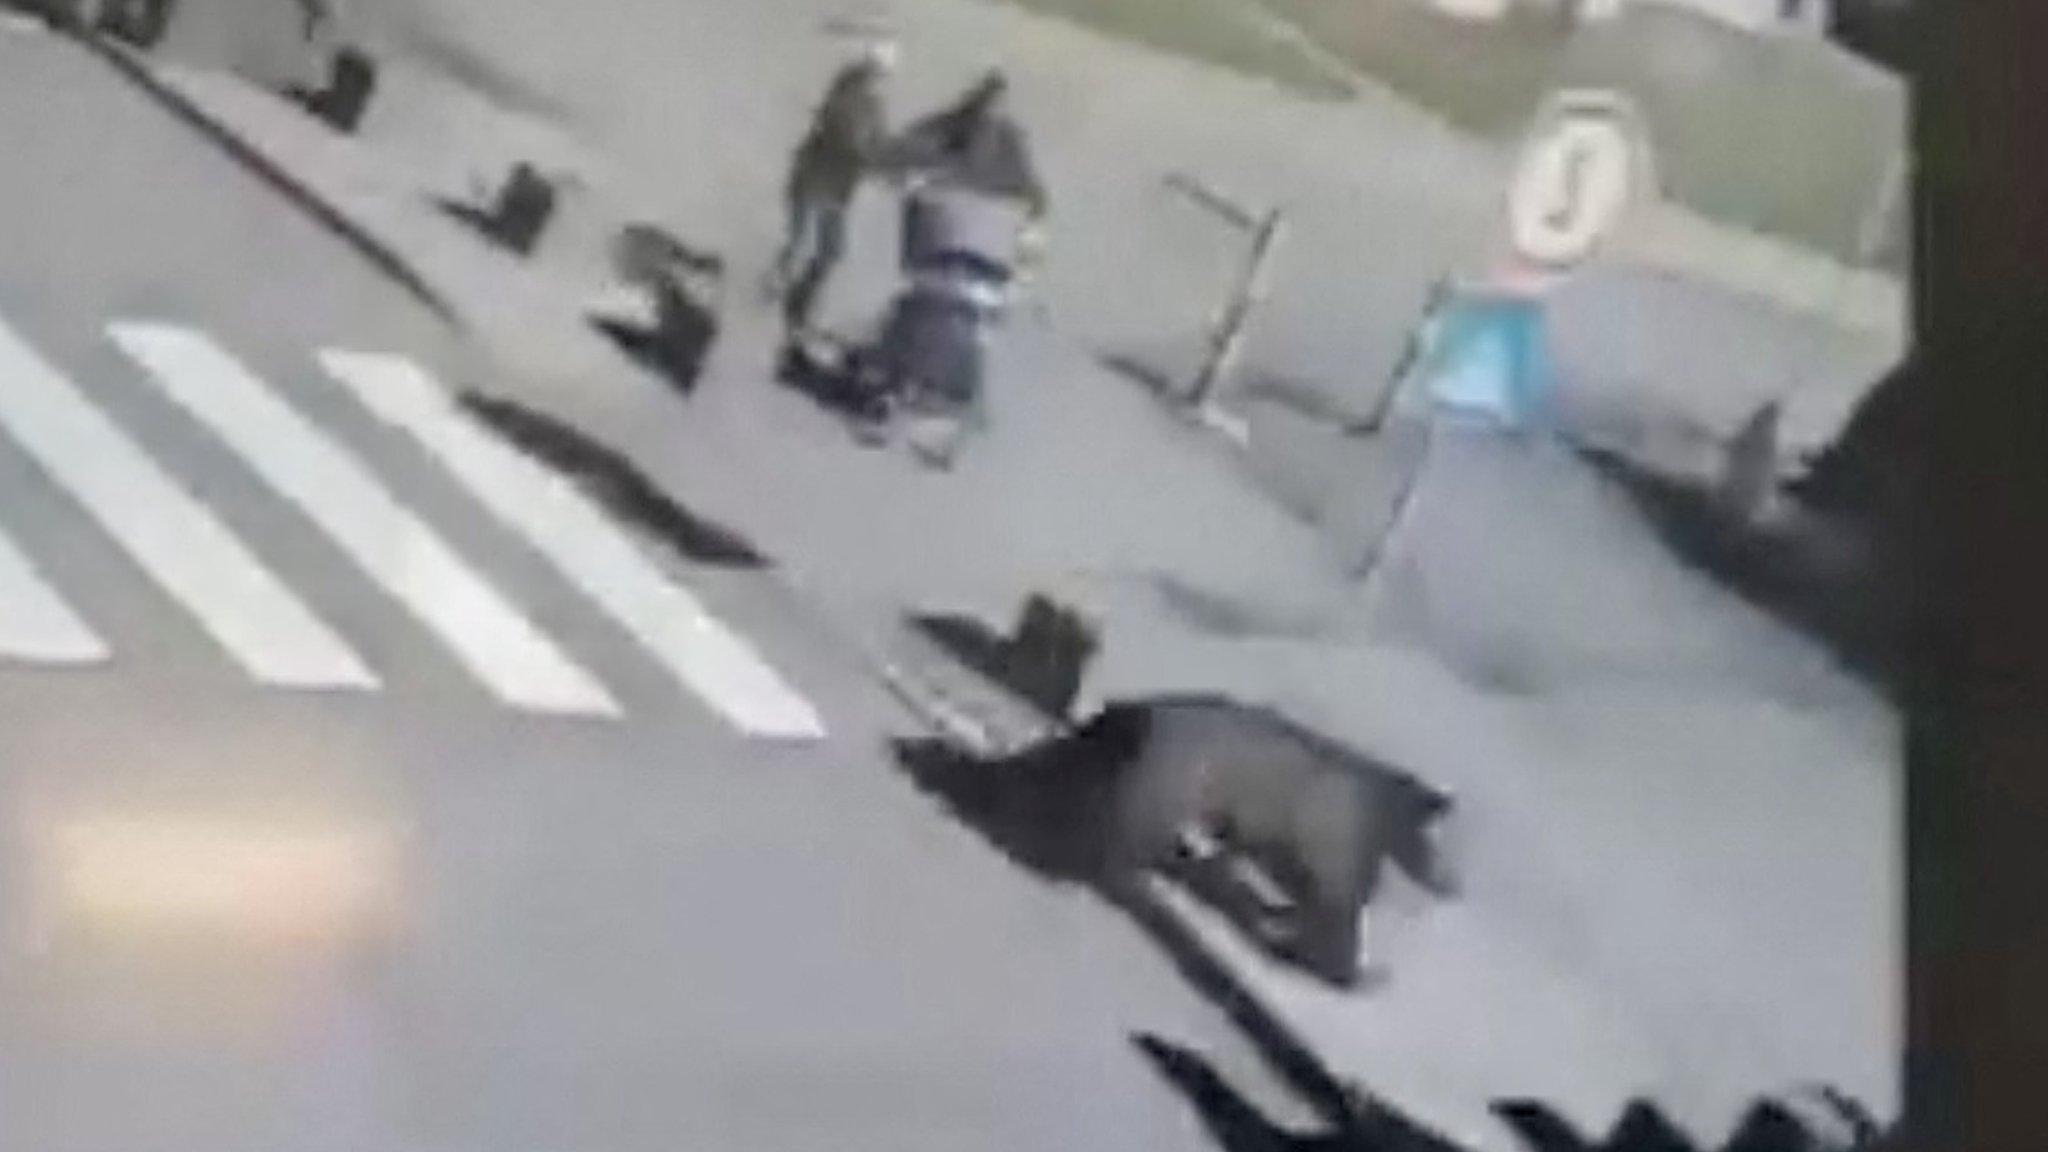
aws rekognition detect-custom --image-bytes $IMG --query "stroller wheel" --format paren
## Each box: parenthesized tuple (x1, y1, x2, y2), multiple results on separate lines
(773, 339, 811, 387)
(850, 408, 893, 447)
(903, 412, 964, 469)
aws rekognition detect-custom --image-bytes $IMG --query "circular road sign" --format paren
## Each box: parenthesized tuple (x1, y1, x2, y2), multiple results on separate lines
(1507, 91, 1652, 271)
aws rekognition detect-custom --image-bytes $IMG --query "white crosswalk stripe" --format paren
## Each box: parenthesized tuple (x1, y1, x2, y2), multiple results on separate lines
(0, 316, 376, 688)
(0, 312, 823, 733)
(317, 350, 826, 741)
(0, 518, 109, 665)
(109, 322, 619, 719)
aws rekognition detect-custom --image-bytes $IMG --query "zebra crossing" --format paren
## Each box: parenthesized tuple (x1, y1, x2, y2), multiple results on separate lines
(0, 314, 825, 739)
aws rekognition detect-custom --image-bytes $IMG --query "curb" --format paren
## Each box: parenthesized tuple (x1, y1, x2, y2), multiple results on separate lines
(71, 28, 463, 328)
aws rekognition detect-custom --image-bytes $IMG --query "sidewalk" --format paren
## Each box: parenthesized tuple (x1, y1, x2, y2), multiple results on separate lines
(79, 14, 1900, 1148)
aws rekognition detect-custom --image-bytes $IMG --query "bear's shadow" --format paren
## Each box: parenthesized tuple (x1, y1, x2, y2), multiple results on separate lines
(892, 729, 1375, 1114)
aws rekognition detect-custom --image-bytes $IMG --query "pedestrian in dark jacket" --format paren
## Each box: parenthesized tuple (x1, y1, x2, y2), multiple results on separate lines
(886, 70, 1047, 220)
(772, 42, 895, 332)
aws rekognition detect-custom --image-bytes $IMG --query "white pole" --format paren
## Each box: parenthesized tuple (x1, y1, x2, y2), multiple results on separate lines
(1189, 207, 1286, 412)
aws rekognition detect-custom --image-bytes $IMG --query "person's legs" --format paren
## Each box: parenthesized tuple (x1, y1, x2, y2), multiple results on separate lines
(783, 199, 848, 331)
(767, 189, 814, 298)
(786, 192, 825, 276)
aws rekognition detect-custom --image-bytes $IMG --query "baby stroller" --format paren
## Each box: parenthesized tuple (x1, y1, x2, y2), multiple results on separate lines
(780, 182, 1030, 468)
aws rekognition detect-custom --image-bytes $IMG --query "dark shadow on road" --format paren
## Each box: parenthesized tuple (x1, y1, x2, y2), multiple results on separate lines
(1134, 1031, 1463, 1152)
(458, 394, 767, 568)
(589, 310, 717, 399)
(1099, 351, 1186, 402)
(1574, 442, 1904, 694)
(908, 594, 1099, 719)
(1134, 1031, 1891, 1152)
(890, 734, 1118, 880)
(1240, 373, 1377, 433)
(436, 189, 553, 259)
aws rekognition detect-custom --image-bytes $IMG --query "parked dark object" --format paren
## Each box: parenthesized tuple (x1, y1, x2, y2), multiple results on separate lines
(893, 695, 1457, 988)
(910, 593, 1099, 720)
(438, 163, 558, 257)
(287, 45, 377, 133)
(589, 223, 725, 396)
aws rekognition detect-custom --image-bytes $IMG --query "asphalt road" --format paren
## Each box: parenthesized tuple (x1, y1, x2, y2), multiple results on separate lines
(0, 30, 1293, 1152)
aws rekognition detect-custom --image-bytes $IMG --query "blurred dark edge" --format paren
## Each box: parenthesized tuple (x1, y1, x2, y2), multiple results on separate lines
(1909, 1, 2048, 1150)
(1134, 1031, 1891, 1151)
(458, 394, 768, 568)
(1114, 878, 1363, 1126)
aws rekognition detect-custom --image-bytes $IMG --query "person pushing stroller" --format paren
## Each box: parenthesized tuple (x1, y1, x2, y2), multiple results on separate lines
(861, 71, 1048, 465)
(771, 66, 1047, 466)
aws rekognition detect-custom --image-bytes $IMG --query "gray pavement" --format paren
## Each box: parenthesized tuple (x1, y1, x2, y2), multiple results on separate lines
(0, 29, 1297, 1152)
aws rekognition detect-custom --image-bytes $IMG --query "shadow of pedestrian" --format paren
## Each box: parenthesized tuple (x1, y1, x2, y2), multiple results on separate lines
(1098, 351, 1187, 402)
(457, 394, 767, 568)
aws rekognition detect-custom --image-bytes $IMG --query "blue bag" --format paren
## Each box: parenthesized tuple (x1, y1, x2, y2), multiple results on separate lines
(1410, 293, 1555, 431)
